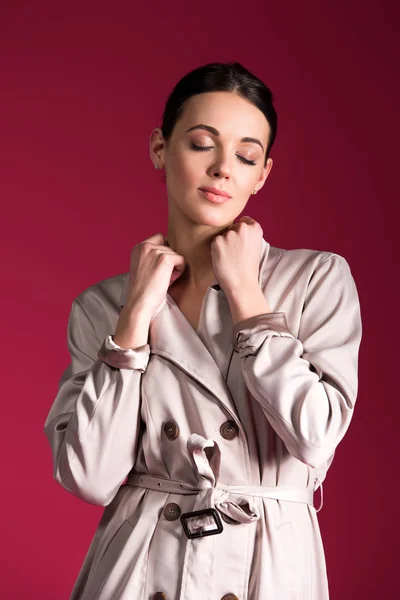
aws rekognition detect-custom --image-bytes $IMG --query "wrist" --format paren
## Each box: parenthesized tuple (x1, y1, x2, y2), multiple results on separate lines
(226, 284, 272, 325)
(121, 303, 152, 322)
(114, 306, 152, 349)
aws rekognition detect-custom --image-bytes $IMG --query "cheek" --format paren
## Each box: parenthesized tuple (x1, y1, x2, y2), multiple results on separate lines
(169, 152, 197, 186)
(238, 170, 257, 189)
(174, 161, 201, 191)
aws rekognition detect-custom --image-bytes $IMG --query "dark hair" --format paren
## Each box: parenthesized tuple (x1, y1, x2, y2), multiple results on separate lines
(160, 61, 278, 168)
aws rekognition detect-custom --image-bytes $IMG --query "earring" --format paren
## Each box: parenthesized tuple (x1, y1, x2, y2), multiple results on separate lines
(155, 165, 160, 170)
(252, 189, 257, 195)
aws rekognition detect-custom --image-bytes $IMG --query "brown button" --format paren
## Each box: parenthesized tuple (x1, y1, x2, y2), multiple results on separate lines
(163, 420, 179, 440)
(221, 595, 239, 600)
(152, 593, 167, 600)
(163, 502, 181, 521)
(220, 420, 239, 440)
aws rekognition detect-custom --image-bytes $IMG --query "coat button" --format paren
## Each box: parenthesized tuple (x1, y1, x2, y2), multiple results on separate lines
(220, 420, 239, 440)
(152, 593, 167, 600)
(163, 420, 179, 440)
(221, 595, 239, 600)
(163, 502, 181, 521)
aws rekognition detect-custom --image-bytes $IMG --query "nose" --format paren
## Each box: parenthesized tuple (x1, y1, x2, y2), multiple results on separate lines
(209, 153, 232, 179)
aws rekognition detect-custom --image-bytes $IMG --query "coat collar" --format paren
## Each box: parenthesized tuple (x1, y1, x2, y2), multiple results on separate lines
(119, 237, 274, 419)
(119, 237, 272, 308)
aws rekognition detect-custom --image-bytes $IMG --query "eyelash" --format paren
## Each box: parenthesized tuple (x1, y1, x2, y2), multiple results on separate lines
(189, 142, 257, 166)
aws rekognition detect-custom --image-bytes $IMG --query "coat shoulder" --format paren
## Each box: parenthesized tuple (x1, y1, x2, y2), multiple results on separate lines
(267, 243, 342, 272)
(73, 271, 128, 313)
(262, 243, 349, 294)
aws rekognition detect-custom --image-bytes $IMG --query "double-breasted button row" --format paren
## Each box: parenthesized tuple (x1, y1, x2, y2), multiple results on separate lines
(163, 420, 179, 440)
(153, 592, 238, 599)
(152, 592, 239, 600)
(163, 502, 181, 521)
(163, 419, 239, 441)
(220, 420, 239, 440)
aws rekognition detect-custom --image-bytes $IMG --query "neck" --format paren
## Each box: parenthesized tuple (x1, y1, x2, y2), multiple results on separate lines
(165, 233, 217, 290)
(165, 202, 235, 290)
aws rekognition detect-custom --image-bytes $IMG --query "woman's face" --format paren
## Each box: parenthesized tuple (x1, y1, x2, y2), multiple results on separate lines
(151, 91, 273, 229)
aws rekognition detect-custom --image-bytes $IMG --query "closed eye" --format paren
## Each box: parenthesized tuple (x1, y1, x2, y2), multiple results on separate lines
(190, 142, 257, 166)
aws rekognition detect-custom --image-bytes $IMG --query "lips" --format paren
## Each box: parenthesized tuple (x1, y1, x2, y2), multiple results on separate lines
(199, 187, 231, 198)
(199, 189, 231, 204)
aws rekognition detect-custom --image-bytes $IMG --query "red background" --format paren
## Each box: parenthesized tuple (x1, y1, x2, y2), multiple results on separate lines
(1, 1, 398, 598)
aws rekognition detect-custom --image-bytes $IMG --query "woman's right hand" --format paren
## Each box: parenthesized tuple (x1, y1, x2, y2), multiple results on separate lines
(124, 232, 186, 319)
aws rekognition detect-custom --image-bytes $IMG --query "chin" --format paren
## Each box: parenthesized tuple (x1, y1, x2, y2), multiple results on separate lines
(193, 210, 235, 228)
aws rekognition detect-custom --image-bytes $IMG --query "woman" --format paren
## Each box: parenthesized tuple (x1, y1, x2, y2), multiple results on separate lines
(44, 61, 362, 599)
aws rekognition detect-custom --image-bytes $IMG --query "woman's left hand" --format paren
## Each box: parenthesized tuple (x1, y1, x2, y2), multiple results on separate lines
(210, 215, 264, 296)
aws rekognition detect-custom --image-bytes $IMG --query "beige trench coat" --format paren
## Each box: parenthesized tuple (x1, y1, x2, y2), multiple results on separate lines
(44, 237, 362, 600)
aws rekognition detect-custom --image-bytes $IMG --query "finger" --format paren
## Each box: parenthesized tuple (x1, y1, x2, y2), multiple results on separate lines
(142, 232, 168, 245)
(237, 215, 257, 224)
(238, 216, 263, 234)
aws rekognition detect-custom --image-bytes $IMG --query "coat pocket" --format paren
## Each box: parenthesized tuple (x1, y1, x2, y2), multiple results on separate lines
(88, 519, 134, 598)
(273, 500, 306, 600)
(275, 520, 303, 599)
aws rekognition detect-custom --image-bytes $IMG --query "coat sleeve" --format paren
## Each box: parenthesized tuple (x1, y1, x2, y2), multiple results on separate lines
(43, 295, 151, 506)
(232, 253, 362, 469)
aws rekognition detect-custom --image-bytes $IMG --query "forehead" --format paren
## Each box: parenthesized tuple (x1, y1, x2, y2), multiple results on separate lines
(177, 91, 270, 140)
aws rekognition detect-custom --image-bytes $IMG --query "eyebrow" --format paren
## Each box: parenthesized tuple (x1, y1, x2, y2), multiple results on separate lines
(185, 124, 265, 152)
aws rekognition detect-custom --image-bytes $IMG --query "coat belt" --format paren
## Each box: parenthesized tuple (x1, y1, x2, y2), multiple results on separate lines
(125, 433, 324, 528)
(126, 471, 320, 504)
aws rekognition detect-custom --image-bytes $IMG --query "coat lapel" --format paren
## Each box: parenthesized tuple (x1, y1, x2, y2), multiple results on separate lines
(119, 237, 271, 419)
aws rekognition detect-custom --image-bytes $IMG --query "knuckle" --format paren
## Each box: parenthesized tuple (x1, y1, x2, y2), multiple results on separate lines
(141, 241, 153, 253)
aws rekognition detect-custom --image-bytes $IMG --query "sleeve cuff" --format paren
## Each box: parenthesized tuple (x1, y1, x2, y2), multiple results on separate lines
(97, 335, 150, 372)
(232, 312, 295, 357)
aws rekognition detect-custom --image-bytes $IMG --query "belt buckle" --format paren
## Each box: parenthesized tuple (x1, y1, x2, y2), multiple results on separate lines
(180, 507, 224, 539)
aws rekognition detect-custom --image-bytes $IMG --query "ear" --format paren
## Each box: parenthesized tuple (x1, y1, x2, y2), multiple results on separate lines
(252, 157, 273, 195)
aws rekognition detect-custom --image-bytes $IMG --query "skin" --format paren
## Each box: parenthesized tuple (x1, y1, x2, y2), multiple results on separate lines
(149, 91, 274, 322)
